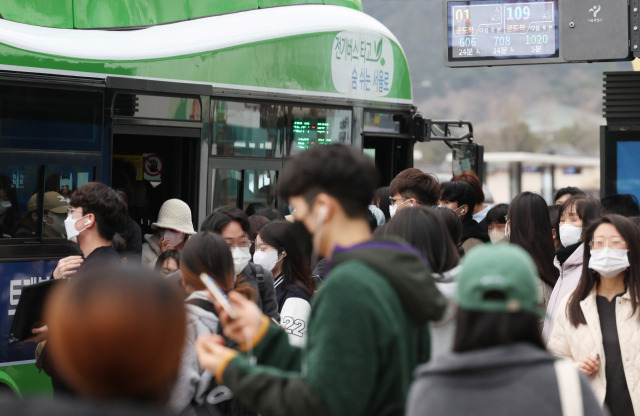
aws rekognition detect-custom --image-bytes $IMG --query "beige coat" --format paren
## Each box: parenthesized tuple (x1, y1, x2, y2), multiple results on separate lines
(547, 288, 640, 414)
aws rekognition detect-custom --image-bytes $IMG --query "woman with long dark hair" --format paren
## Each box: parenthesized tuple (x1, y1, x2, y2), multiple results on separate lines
(507, 191, 559, 310)
(170, 231, 254, 414)
(406, 244, 604, 416)
(542, 195, 602, 342)
(548, 215, 640, 415)
(383, 207, 459, 358)
(253, 220, 314, 346)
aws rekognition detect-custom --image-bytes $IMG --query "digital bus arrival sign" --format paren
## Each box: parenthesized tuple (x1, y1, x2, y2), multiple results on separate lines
(444, 0, 631, 67)
(447, 0, 558, 64)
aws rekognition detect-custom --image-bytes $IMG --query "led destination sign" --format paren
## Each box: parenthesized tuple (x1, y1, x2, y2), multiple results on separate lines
(448, 0, 558, 61)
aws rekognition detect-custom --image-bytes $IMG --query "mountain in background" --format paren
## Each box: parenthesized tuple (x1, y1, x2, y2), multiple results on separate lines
(363, 0, 632, 163)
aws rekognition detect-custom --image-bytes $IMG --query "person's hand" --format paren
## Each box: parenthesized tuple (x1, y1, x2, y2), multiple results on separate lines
(158, 237, 175, 253)
(24, 325, 48, 343)
(578, 354, 599, 376)
(195, 334, 234, 375)
(52, 256, 83, 279)
(214, 291, 266, 346)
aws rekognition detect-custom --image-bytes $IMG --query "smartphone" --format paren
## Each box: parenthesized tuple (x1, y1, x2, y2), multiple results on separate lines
(199, 273, 237, 319)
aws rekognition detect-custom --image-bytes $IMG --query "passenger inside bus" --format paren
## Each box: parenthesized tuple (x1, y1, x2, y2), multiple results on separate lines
(0, 175, 19, 238)
(13, 192, 69, 238)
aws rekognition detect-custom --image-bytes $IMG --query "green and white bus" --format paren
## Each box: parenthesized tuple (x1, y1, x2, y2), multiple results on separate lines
(0, 0, 417, 396)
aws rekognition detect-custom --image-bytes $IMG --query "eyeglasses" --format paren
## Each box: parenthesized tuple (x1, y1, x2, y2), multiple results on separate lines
(67, 207, 82, 215)
(224, 237, 253, 249)
(388, 196, 409, 205)
(589, 238, 627, 250)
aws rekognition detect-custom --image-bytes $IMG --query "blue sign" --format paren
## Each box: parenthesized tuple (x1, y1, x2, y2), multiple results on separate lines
(0, 261, 57, 364)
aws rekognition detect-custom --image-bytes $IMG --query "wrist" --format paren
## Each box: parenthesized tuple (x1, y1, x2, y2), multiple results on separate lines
(239, 315, 270, 352)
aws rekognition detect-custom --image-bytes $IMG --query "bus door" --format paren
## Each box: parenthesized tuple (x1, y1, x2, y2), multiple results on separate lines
(362, 111, 414, 186)
(110, 92, 203, 236)
(208, 159, 282, 213)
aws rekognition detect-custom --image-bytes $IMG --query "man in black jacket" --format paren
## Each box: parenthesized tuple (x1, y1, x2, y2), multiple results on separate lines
(439, 181, 489, 254)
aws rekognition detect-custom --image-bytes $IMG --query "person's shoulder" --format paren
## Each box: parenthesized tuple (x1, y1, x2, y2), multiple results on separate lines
(324, 259, 387, 293)
(282, 282, 312, 303)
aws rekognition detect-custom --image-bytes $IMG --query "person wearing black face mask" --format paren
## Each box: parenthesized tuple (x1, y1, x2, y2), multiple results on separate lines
(194, 144, 446, 416)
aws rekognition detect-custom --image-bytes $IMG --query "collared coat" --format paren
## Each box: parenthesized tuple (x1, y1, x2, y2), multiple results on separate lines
(547, 288, 640, 414)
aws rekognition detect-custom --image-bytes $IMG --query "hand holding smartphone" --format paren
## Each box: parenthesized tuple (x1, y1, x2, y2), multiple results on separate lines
(199, 273, 238, 319)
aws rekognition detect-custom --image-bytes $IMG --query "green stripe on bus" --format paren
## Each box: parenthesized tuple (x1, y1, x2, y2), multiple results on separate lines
(0, 33, 412, 100)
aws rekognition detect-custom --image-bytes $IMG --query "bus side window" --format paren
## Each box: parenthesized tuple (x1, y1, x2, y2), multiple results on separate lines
(0, 164, 95, 239)
(0, 170, 21, 238)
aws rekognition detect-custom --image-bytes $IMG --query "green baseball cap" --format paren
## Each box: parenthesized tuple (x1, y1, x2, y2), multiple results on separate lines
(456, 244, 544, 317)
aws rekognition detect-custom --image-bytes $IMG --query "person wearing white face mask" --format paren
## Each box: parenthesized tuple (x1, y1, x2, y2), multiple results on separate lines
(548, 215, 640, 416)
(388, 168, 440, 218)
(200, 206, 280, 322)
(542, 195, 603, 343)
(24, 182, 127, 395)
(141, 198, 196, 269)
(254, 221, 314, 346)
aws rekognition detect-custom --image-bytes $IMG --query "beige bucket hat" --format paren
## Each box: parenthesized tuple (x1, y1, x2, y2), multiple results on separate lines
(151, 198, 196, 235)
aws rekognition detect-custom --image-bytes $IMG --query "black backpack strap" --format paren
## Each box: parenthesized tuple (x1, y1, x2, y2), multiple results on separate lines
(250, 262, 266, 296)
(185, 298, 217, 315)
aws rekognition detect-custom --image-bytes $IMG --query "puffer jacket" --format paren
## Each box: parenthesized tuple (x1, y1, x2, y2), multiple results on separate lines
(547, 288, 640, 414)
(542, 243, 584, 343)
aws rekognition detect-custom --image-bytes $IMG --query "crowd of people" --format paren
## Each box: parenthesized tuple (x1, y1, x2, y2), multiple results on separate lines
(4, 143, 640, 416)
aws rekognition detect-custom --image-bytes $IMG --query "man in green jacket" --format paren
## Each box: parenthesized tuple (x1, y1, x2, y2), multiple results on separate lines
(195, 144, 446, 416)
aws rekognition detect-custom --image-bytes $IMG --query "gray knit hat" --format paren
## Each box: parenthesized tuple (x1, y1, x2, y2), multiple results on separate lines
(151, 199, 196, 235)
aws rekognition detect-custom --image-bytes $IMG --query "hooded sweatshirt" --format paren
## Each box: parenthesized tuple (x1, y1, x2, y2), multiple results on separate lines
(169, 291, 219, 413)
(542, 242, 584, 343)
(218, 237, 446, 416)
(141, 233, 162, 269)
(406, 343, 605, 416)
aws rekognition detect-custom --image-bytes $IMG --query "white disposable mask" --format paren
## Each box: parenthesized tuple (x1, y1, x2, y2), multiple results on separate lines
(163, 229, 185, 247)
(389, 199, 411, 218)
(489, 230, 507, 244)
(231, 247, 252, 276)
(64, 214, 89, 243)
(559, 224, 582, 247)
(0, 200, 11, 215)
(253, 250, 281, 273)
(589, 248, 630, 278)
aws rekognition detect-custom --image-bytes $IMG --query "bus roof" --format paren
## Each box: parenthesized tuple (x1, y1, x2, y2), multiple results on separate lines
(0, 5, 412, 104)
(0, 1, 363, 29)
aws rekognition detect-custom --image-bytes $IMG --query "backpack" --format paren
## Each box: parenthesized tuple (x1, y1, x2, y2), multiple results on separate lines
(181, 299, 255, 416)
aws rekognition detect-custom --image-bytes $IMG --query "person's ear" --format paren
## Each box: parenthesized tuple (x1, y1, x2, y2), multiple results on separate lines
(314, 193, 333, 223)
(460, 204, 469, 215)
(84, 213, 95, 227)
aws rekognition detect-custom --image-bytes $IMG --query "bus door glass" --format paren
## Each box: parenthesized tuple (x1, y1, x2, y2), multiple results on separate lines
(210, 100, 352, 212)
(111, 93, 202, 236)
(363, 111, 413, 186)
(210, 167, 278, 212)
